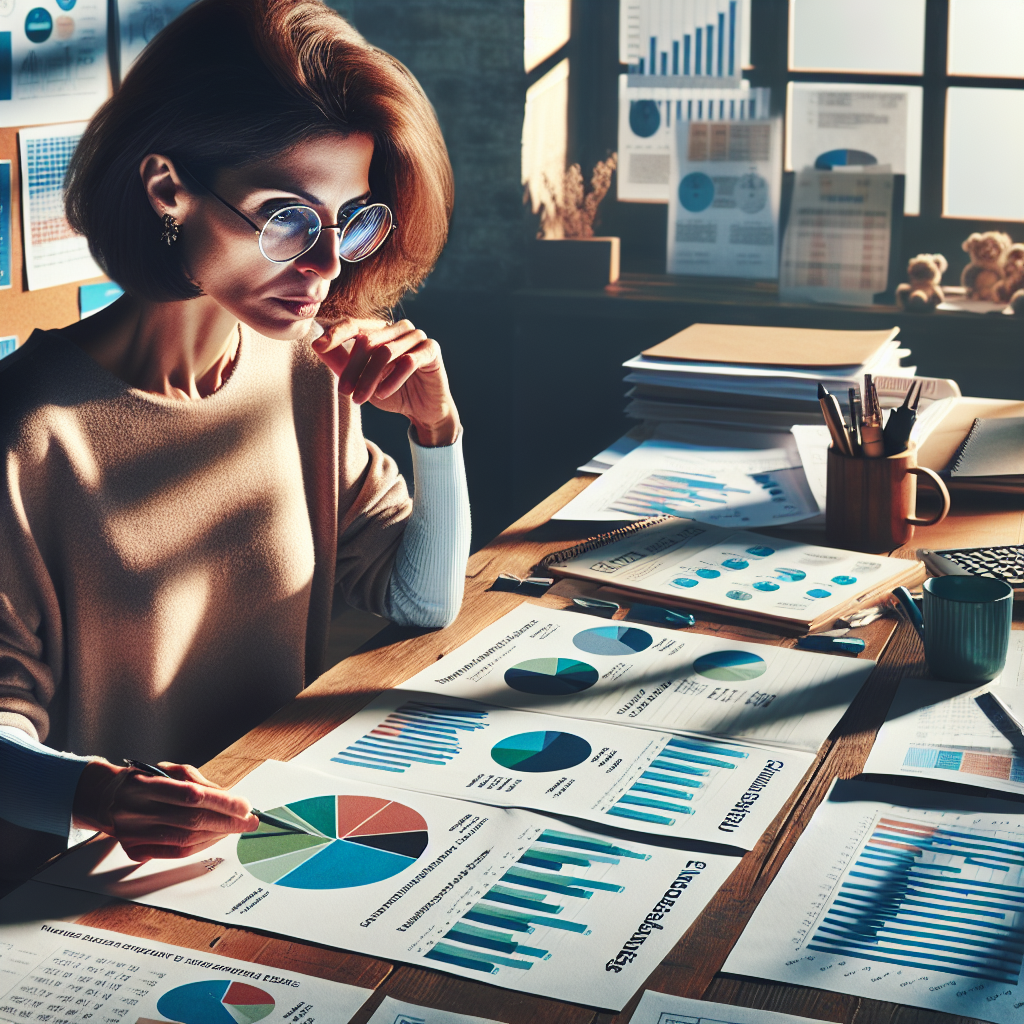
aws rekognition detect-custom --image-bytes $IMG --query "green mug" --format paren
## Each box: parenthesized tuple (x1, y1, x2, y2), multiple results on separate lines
(922, 575, 1014, 684)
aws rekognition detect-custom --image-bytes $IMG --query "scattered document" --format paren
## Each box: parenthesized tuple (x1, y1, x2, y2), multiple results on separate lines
(725, 777, 1024, 1024)
(294, 692, 814, 849)
(863, 634, 1024, 794)
(779, 167, 894, 306)
(628, 990, 834, 1024)
(0, 880, 373, 1024)
(39, 759, 740, 1010)
(367, 997, 501, 1024)
(548, 519, 920, 632)
(18, 123, 103, 290)
(117, 0, 197, 74)
(789, 425, 829, 515)
(399, 606, 875, 752)
(0, 0, 108, 127)
(667, 118, 781, 279)
(787, 83, 919, 214)
(553, 440, 818, 526)
(617, 78, 768, 202)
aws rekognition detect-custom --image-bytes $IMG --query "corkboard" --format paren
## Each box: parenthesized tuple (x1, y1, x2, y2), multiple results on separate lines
(0, 124, 109, 348)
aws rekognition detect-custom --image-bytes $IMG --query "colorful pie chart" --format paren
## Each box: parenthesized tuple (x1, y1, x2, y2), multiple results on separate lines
(775, 567, 806, 582)
(693, 650, 767, 681)
(505, 657, 599, 695)
(491, 731, 592, 772)
(156, 980, 274, 1024)
(237, 795, 427, 889)
(573, 625, 653, 657)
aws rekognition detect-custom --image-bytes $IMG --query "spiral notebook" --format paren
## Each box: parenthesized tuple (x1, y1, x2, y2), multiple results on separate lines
(947, 416, 1024, 492)
(540, 516, 923, 632)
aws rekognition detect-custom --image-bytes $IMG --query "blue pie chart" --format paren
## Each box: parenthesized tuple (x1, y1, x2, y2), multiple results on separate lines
(678, 172, 714, 212)
(815, 148, 877, 169)
(573, 625, 653, 657)
(505, 657, 599, 695)
(157, 980, 275, 1024)
(629, 99, 661, 137)
(491, 731, 592, 772)
(775, 567, 806, 582)
(694, 650, 767, 681)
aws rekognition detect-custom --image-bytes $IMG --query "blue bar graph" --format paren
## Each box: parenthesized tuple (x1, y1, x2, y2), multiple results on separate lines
(329, 701, 489, 774)
(695, 27, 702, 74)
(608, 736, 747, 827)
(649, 36, 656, 76)
(706, 24, 714, 78)
(729, 1, 737, 75)
(672, 40, 679, 75)
(683, 34, 691, 75)
(424, 830, 648, 975)
(807, 817, 1024, 984)
(717, 13, 725, 74)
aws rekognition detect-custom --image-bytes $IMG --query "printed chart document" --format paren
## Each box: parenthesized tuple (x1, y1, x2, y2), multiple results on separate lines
(397, 606, 875, 752)
(628, 990, 833, 1024)
(724, 778, 1024, 1024)
(787, 83, 918, 213)
(547, 519, 921, 632)
(0, 0, 108, 127)
(779, 167, 894, 307)
(18, 123, 103, 290)
(552, 440, 818, 526)
(0, 881, 373, 1024)
(863, 633, 1024, 795)
(617, 78, 768, 202)
(367, 997, 501, 1024)
(667, 119, 781, 279)
(293, 691, 814, 849)
(117, 0, 197, 74)
(39, 760, 740, 1011)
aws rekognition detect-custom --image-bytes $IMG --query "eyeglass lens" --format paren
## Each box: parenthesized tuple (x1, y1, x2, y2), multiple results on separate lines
(259, 203, 393, 263)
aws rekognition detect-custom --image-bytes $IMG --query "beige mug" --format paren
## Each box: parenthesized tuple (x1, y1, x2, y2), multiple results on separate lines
(826, 443, 950, 552)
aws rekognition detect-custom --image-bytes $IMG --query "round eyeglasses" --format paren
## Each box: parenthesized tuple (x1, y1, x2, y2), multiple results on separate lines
(181, 166, 395, 264)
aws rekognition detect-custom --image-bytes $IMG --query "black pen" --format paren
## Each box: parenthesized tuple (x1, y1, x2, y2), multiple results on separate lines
(883, 379, 922, 456)
(123, 759, 320, 837)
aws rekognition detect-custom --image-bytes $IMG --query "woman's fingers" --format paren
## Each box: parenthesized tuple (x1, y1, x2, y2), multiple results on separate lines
(122, 771, 252, 822)
(336, 321, 432, 399)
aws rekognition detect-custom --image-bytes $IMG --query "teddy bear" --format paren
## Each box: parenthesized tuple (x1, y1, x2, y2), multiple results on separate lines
(896, 253, 947, 311)
(994, 242, 1024, 315)
(960, 231, 1012, 300)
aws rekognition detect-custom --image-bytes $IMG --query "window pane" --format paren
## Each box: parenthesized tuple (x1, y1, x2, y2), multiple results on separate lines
(945, 87, 1024, 220)
(786, 82, 922, 214)
(789, 0, 925, 73)
(948, 0, 1024, 78)
(522, 59, 569, 223)
(525, 0, 570, 73)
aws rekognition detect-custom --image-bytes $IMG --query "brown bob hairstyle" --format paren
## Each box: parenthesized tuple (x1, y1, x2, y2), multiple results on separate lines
(65, 0, 453, 320)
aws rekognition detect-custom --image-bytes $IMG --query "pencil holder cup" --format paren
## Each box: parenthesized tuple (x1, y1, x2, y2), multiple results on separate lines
(825, 443, 950, 553)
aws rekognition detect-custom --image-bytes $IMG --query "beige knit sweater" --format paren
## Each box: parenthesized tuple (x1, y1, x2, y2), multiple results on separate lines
(0, 325, 411, 770)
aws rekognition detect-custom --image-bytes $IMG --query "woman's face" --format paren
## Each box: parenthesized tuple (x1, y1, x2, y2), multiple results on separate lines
(177, 133, 375, 340)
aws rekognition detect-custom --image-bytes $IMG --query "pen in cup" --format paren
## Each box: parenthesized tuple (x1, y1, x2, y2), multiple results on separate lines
(817, 383, 853, 456)
(123, 759, 320, 837)
(848, 386, 863, 457)
(859, 374, 885, 458)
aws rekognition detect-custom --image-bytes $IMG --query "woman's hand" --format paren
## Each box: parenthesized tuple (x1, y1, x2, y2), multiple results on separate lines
(72, 760, 258, 862)
(312, 318, 460, 447)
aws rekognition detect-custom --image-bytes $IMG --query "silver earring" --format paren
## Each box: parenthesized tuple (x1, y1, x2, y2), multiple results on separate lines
(160, 213, 180, 245)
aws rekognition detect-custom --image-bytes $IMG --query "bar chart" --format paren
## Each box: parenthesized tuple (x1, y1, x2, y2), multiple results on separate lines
(903, 744, 1024, 785)
(806, 815, 1024, 983)
(328, 701, 490, 774)
(424, 829, 648, 976)
(607, 735, 748, 826)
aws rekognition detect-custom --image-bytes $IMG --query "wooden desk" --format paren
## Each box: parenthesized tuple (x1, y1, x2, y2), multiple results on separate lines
(48, 476, 1024, 1024)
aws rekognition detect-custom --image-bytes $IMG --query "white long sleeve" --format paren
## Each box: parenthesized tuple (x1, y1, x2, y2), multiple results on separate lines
(383, 428, 471, 628)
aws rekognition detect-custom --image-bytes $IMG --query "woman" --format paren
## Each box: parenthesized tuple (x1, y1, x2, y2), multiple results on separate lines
(0, 0, 469, 876)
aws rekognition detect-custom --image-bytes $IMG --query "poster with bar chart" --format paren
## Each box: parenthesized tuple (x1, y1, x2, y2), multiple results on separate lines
(864, 640, 1024, 797)
(397, 605, 875, 753)
(0, 881, 373, 1024)
(293, 690, 814, 849)
(724, 778, 1024, 1023)
(38, 759, 741, 1010)
(620, 0, 748, 85)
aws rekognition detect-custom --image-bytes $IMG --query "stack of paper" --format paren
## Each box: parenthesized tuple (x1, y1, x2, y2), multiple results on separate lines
(622, 323, 911, 435)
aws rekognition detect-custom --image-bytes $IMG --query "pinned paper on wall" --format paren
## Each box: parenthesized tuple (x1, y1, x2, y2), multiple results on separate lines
(117, 0, 197, 76)
(667, 117, 782, 279)
(18, 121, 103, 290)
(79, 280, 123, 317)
(0, 334, 16, 358)
(0, 0, 108, 127)
(0, 159, 10, 290)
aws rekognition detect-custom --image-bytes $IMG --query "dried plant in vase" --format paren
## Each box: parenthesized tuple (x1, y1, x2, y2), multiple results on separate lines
(538, 154, 618, 240)
(529, 154, 620, 289)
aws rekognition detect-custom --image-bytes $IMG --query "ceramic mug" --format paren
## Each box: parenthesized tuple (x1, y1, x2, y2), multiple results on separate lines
(923, 575, 1014, 684)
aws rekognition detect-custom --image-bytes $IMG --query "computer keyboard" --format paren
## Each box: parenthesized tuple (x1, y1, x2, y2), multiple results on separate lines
(933, 544, 1024, 591)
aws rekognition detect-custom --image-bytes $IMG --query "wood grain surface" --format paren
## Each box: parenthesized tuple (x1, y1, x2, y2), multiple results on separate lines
(39, 475, 1024, 1024)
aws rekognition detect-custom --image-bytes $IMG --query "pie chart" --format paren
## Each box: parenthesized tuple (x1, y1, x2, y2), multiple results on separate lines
(504, 657, 598, 695)
(237, 795, 427, 889)
(156, 980, 274, 1024)
(573, 625, 653, 657)
(491, 731, 592, 772)
(693, 650, 767, 682)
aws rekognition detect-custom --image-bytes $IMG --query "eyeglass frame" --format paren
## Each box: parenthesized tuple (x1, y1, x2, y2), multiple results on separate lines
(177, 164, 395, 265)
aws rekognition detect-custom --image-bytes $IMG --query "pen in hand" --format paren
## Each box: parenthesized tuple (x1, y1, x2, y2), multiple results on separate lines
(123, 759, 320, 837)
